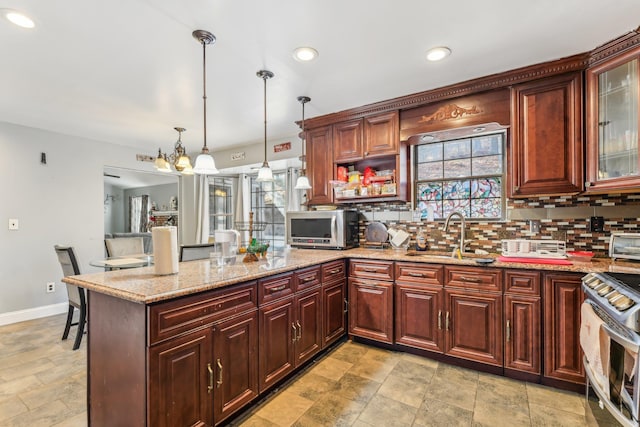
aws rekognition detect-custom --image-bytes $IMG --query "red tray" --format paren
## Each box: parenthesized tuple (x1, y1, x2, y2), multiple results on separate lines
(497, 256, 573, 265)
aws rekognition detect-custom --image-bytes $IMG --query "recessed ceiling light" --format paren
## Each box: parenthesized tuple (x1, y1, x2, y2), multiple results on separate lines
(3, 9, 35, 28)
(426, 46, 451, 62)
(473, 126, 486, 133)
(293, 47, 319, 62)
(421, 135, 435, 142)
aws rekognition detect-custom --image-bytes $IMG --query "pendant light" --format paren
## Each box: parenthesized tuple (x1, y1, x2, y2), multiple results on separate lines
(192, 30, 219, 175)
(256, 70, 274, 182)
(294, 96, 312, 190)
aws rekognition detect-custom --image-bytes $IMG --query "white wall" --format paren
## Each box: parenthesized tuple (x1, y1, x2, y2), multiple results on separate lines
(0, 121, 163, 321)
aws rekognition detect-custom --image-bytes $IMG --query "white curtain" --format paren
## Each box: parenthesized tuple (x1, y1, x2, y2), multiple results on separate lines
(129, 195, 149, 232)
(235, 174, 251, 245)
(194, 174, 210, 244)
(286, 168, 304, 212)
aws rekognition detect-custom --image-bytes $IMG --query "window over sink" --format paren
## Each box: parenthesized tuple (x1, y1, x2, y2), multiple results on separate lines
(414, 131, 505, 220)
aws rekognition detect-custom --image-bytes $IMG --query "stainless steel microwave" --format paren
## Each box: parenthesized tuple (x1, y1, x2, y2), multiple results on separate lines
(286, 210, 359, 249)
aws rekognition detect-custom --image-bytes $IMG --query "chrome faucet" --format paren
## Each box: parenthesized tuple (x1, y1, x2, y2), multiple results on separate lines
(443, 211, 466, 255)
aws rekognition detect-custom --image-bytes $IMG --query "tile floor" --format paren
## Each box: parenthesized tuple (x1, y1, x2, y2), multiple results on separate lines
(0, 314, 622, 426)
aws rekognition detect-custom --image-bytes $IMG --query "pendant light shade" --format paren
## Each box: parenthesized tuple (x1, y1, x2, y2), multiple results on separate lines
(192, 30, 219, 175)
(294, 95, 312, 190)
(255, 70, 274, 182)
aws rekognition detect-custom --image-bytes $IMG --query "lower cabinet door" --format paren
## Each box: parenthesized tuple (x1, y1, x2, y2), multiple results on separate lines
(149, 329, 213, 427)
(348, 278, 394, 343)
(322, 279, 347, 348)
(543, 273, 585, 384)
(504, 294, 541, 375)
(259, 296, 295, 392)
(445, 289, 503, 366)
(212, 310, 258, 426)
(295, 288, 323, 366)
(395, 283, 444, 353)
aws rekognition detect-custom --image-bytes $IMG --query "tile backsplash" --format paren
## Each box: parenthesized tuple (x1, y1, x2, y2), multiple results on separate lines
(351, 193, 640, 257)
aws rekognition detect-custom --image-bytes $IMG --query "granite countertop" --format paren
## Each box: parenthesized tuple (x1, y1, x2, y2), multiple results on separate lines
(63, 247, 640, 304)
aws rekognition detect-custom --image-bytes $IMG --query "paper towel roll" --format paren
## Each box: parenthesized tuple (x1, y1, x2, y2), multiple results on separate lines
(152, 226, 178, 275)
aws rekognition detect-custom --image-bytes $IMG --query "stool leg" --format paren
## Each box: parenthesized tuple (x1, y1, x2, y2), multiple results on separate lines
(62, 305, 74, 340)
(73, 307, 86, 350)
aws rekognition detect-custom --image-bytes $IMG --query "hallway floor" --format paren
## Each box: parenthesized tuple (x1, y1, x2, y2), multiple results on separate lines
(0, 314, 621, 426)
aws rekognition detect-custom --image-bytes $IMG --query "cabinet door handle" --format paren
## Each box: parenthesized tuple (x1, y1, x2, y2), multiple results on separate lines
(459, 276, 482, 283)
(207, 363, 214, 394)
(292, 322, 298, 342)
(344, 298, 349, 314)
(514, 185, 520, 192)
(296, 320, 302, 340)
(216, 359, 223, 388)
(506, 320, 511, 342)
(445, 312, 450, 331)
(438, 310, 442, 330)
(408, 272, 426, 278)
(270, 284, 287, 292)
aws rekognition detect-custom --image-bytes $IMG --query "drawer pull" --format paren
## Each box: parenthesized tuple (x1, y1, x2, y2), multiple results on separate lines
(270, 284, 287, 292)
(459, 276, 482, 283)
(216, 359, 223, 388)
(296, 320, 302, 340)
(300, 277, 315, 283)
(438, 310, 442, 330)
(445, 311, 450, 331)
(362, 268, 380, 273)
(506, 320, 511, 342)
(408, 272, 425, 278)
(328, 269, 341, 274)
(207, 363, 214, 394)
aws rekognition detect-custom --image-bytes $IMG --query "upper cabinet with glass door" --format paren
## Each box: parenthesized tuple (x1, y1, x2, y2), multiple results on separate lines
(586, 44, 640, 193)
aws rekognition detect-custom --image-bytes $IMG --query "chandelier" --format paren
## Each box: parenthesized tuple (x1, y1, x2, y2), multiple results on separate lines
(154, 127, 193, 174)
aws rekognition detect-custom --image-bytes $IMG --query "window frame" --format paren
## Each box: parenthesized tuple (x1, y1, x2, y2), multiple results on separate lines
(413, 131, 507, 221)
(208, 176, 236, 233)
(250, 170, 287, 252)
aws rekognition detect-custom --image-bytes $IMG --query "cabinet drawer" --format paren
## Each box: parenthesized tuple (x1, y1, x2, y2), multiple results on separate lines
(349, 259, 394, 281)
(444, 266, 502, 292)
(295, 265, 321, 292)
(149, 281, 257, 345)
(395, 262, 442, 286)
(504, 270, 540, 295)
(259, 272, 294, 305)
(322, 260, 346, 283)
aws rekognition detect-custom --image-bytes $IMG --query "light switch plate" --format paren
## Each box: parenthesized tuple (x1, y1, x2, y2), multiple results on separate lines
(8, 219, 18, 230)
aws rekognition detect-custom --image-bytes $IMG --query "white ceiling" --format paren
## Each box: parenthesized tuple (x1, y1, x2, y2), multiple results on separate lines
(2, 1, 639, 158)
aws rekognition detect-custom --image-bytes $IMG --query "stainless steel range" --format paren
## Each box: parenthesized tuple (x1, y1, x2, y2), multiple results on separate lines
(582, 272, 640, 426)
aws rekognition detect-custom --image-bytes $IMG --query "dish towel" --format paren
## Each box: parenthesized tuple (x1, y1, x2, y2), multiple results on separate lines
(152, 226, 178, 275)
(580, 302, 610, 399)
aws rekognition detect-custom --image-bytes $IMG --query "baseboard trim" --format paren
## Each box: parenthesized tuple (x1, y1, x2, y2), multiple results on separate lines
(0, 302, 68, 326)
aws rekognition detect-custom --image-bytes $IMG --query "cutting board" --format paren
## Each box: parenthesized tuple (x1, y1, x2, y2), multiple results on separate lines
(497, 256, 573, 265)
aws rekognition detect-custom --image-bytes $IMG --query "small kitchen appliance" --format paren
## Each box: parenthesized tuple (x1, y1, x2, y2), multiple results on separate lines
(286, 209, 358, 249)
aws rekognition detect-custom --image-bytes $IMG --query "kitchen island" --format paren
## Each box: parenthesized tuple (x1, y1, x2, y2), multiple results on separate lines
(64, 247, 639, 426)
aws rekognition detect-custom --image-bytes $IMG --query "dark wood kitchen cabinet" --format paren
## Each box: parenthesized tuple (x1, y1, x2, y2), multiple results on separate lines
(321, 260, 347, 348)
(333, 111, 399, 162)
(258, 268, 323, 393)
(543, 273, 585, 385)
(348, 259, 394, 343)
(306, 125, 334, 205)
(149, 328, 213, 427)
(503, 270, 541, 377)
(394, 262, 444, 352)
(443, 266, 503, 367)
(212, 310, 258, 425)
(585, 42, 640, 193)
(509, 72, 583, 197)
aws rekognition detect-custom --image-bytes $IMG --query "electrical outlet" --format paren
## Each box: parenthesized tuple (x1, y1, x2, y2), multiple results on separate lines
(590, 216, 605, 232)
(46, 282, 55, 293)
(529, 220, 541, 234)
